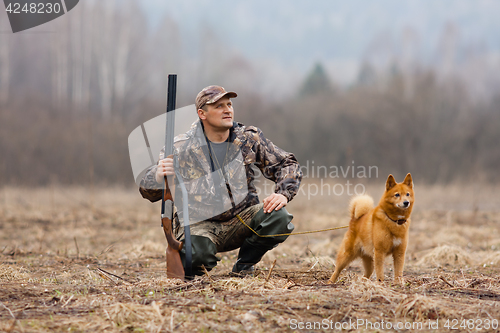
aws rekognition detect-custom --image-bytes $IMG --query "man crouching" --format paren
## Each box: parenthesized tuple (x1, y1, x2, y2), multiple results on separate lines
(139, 85, 302, 277)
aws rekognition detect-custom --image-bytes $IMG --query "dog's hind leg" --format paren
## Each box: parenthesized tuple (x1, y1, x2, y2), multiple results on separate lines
(361, 254, 374, 279)
(328, 244, 358, 284)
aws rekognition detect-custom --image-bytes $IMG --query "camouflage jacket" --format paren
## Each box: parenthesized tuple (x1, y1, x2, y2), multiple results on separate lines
(139, 120, 302, 223)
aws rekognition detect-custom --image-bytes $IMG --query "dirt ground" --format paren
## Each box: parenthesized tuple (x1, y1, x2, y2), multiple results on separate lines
(1, 182, 500, 332)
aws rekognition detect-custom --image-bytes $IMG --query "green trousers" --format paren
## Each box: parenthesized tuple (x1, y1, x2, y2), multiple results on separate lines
(177, 204, 294, 276)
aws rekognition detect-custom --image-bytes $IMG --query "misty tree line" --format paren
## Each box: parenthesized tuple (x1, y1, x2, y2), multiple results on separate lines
(0, 0, 254, 186)
(0, 0, 256, 114)
(0, 1, 499, 186)
(249, 66, 500, 184)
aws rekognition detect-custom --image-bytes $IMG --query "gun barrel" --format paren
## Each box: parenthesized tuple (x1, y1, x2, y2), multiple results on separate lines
(164, 74, 177, 157)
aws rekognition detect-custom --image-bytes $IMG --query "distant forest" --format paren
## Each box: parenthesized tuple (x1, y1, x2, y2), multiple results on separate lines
(0, 1, 499, 187)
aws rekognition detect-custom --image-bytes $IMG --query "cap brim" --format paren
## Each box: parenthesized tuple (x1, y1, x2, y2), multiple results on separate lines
(206, 91, 238, 105)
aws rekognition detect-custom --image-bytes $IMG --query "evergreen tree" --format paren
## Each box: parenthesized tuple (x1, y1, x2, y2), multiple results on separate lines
(300, 62, 332, 96)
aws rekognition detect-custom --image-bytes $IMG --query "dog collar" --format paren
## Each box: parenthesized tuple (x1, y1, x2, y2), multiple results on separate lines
(385, 213, 407, 225)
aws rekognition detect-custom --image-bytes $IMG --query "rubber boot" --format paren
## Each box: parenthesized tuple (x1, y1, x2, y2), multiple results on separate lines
(179, 235, 220, 279)
(232, 239, 270, 275)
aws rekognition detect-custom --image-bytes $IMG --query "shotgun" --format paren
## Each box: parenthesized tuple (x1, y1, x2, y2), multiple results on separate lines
(161, 74, 186, 279)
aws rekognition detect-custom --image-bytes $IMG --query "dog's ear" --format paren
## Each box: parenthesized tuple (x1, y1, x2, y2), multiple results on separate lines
(403, 173, 413, 189)
(386, 174, 397, 191)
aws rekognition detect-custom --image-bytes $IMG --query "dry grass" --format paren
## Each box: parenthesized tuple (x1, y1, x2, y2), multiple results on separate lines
(1, 182, 500, 332)
(415, 245, 473, 268)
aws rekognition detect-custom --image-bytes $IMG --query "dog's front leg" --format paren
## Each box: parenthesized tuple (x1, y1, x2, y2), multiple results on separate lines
(373, 249, 385, 282)
(392, 245, 407, 284)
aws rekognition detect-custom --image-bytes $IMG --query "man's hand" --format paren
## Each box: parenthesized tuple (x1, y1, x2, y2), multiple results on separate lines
(263, 193, 288, 213)
(155, 155, 175, 184)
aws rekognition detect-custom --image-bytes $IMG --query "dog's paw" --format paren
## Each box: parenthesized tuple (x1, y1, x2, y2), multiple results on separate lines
(394, 276, 405, 285)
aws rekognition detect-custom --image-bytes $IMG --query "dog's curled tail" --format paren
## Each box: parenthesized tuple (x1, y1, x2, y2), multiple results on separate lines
(349, 195, 374, 219)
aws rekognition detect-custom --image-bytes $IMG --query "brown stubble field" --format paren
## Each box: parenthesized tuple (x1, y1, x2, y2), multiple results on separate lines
(1, 182, 500, 332)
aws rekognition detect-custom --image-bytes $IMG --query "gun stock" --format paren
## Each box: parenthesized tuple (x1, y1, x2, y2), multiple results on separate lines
(162, 175, 184, 279)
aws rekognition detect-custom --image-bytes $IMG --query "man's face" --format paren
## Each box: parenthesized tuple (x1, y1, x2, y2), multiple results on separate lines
(199, 97, 234, 131)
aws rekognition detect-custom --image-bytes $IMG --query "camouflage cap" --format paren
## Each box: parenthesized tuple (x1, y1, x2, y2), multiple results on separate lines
(195, 85, 237, 110)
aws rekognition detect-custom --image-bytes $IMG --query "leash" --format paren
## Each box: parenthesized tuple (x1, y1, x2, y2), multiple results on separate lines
(236, 214, 348, 238)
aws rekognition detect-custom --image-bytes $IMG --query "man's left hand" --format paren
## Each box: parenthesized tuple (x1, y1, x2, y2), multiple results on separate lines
(263, 193, 288, 213)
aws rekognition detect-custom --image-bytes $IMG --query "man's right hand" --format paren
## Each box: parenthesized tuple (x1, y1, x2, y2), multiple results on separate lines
(156, 155, 175, 184)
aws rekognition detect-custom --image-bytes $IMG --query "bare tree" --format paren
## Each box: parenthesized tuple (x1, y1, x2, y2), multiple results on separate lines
(51, 16, 70, 109)
(0, 34, 10, 106)
(113, 0, 134, 113)
(81, 0, 93, 111)
(94, 0, 116, 118)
